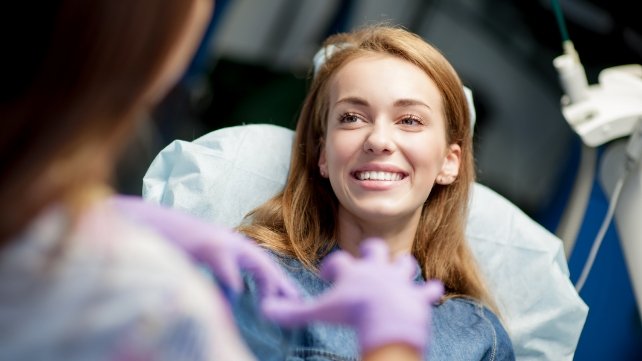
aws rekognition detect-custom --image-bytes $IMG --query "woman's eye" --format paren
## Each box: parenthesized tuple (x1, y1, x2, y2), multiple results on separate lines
(340, 113, 361, 123)
(399, 116, 422, 126)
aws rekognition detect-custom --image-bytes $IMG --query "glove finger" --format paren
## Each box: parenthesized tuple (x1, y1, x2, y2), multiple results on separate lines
(236, 242, 299, 299)
(261, 293, 349, 326)
(421, 279, 445, 304)
(359, 238, 389, 261)
(318, 251, 353, 282)
(394, 253, 419, 280)
(206, 253, 244, 294)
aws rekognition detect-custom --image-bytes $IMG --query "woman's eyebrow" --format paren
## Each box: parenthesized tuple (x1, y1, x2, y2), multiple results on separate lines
(335, 96, 432, 111)
(335, 96, 369, 106)
(393, 98, 432, 110)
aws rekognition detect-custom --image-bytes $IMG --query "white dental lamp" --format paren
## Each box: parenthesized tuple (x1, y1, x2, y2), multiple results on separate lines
(553, 37, 642, 320)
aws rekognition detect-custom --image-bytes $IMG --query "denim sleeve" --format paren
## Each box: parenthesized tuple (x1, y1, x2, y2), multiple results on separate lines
(430, 298, 515, 361)
(479, 306, 515, 361)
(229, 272, 299, 361)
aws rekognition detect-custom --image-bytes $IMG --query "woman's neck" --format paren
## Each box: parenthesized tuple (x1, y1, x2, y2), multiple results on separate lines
(336, 207, 421, 258)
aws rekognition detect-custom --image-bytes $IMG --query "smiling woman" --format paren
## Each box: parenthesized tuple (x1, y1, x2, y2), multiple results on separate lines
(320, 55, 461, 256)
(238, 25, 515, 360)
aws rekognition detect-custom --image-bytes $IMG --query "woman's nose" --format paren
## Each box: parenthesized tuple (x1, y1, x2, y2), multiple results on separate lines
(363, 123, 395, 154)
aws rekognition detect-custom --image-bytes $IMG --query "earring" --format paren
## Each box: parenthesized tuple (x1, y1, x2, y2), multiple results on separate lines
(320, 169, 327, 177)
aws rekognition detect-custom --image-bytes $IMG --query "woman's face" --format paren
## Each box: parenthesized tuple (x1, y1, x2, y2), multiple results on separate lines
(318, 54, 460, 225)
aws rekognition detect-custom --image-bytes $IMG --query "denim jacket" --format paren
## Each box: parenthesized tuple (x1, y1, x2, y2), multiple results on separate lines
(230, 251, 515, 361)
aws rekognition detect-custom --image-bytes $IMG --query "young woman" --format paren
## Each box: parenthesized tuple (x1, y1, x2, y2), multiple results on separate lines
(239, 25, 515, 360)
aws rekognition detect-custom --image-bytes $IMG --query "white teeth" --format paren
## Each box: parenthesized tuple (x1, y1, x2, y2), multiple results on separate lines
(356, 171, 402, 181)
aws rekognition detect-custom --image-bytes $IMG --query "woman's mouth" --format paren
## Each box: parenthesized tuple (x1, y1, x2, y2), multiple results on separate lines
(353, 171, 405, 181)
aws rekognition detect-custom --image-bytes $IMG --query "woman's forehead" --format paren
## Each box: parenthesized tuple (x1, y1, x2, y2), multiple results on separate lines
(326, 54, 442, 111)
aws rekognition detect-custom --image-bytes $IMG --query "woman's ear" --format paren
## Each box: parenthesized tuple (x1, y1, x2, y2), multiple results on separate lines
(436, 144, 461, 185)
(318, 138, 329, 178)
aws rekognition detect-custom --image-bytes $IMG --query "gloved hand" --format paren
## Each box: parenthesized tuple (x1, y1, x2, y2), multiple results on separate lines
(262, 238, 444, 355)
(109, 195, 299, 300)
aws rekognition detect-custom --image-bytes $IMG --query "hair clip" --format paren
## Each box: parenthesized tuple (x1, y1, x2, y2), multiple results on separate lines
(312, 43, 353, 77)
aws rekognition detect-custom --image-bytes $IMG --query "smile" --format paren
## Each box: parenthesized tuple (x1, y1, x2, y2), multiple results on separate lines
(354, 171, 404, 181)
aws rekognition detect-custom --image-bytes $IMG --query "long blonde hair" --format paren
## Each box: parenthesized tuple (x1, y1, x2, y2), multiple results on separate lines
(239, 25, 493, 309)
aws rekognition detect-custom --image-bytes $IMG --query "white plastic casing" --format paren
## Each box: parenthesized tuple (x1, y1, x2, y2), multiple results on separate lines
(558, 64, 642, 147)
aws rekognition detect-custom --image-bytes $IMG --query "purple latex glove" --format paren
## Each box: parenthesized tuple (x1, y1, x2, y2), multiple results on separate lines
(262, 238, 444, 355)
(109, 195, 299, 300)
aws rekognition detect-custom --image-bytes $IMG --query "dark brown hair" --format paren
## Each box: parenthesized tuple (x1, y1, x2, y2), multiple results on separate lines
(0, 0, 206, 244)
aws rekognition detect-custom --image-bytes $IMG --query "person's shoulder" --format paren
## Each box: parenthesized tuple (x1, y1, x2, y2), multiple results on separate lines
(435, 298, 515, 360)
(76, 205, 229, 317)
(436, 297, 500, 324)
(1, 205, 256, 360)
(88, 209, 258, 360)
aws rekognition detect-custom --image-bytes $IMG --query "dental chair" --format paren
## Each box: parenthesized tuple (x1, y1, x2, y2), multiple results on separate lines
(142, 123, 588, 361)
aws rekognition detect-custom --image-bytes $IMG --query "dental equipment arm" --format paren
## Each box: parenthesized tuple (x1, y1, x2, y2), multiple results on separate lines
(554, 42, 642, 148)
(553, 37, 642, 319)
(262, 238, 444, 357)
